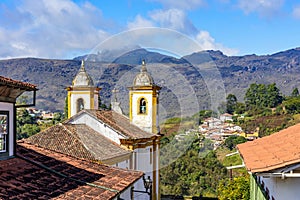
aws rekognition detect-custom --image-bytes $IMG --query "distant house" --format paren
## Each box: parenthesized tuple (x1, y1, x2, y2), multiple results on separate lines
(220, 113, 233, 122)
(203, 117, 222, 128)
(41, 111, 54, 119)
(237, 124, 300, 200)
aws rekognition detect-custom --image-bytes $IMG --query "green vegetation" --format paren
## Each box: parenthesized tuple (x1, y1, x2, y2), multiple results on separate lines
(217, 176, 250, 200)
(160, 83, 300, 199)
(245, 83, 283, 109)
(160, 137, 228, 197)
(223, 136, 247, 150)
(16, 109, 40, 139)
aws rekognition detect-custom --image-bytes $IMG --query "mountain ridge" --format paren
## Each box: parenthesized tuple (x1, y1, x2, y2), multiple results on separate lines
(1, 47, 300, 119)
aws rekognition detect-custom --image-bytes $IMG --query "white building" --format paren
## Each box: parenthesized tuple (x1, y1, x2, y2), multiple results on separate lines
(237, 124, 300, 200)
(26, 60, 161, 200)
(0, 76, 37, 159)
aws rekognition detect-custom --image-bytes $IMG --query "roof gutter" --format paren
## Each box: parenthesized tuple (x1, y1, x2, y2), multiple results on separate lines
(257, 172, 300, 179)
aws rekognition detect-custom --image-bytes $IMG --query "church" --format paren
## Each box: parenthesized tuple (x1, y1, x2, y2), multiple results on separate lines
(26, 60, 162, 200)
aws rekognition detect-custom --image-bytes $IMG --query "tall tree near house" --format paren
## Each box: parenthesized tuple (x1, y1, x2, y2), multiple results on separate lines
(266, 83, 282, 108)
(245, 83, 283, 108)
(291, 88, 299, 97)
(226, 94, 237, 114)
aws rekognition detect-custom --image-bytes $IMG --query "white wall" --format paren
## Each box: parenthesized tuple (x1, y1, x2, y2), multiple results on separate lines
(131, 92, 153, 133)
(69, 113, 125, 144)
(0, 102, 14, 156)
(261, 176, 300, 199)
(70, 93, 91, 117)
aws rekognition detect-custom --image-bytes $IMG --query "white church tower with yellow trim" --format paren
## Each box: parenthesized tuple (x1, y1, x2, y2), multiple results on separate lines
(66, 60, 101, 118)
(129, 60, 161, 134)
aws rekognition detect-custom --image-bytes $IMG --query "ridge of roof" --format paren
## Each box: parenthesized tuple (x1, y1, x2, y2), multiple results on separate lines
(237, 123, 300, 173)
(25, 123, 131, 162)
(0, 76, 37, 90)
(68, 109, 156, 139)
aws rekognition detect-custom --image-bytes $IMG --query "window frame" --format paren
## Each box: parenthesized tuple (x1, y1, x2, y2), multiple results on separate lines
(76, 98, 85, 113)
(0, 111, 9, 158)
(138, 97, 148, 115)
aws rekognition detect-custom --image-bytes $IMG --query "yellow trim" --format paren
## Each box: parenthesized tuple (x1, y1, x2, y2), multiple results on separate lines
(69, 91, 94, 94)
(152, 95, 157, 134)
(129, 91, 133, 121)
(90, 93, 94, 109)
(67, 91, 71, 119)
(129, 91, 153, 94)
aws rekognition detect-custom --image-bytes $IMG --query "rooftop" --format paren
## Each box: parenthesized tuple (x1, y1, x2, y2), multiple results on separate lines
(0, 76, 37, 90)
(25, 123, 132, 163)
(0, 142, 143, 199)
(70, 109, 156, 139)
(237, 123, 300, 173)
(0, 76, 37, 103)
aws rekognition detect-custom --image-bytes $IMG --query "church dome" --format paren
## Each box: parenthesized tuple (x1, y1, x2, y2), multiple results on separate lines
(133, 60, 154, 87)
(72, 60, 94, 87)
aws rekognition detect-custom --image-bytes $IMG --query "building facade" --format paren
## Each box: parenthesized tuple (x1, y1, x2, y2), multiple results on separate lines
(237, 124, 300, 200)
(27, 60, 161, 200)
(66, 60, 101, 118)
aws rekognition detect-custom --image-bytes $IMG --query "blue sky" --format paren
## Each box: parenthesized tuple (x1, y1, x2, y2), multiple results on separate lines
(0, 0, 300, 59)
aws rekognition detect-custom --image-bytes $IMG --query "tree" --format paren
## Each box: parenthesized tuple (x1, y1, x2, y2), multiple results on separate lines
(291, 88, 299, 97)
(217, 176, 250, 200)
(266, 83, 283, 108)
(226, 94, 237, 114)
(245, 83, 282, 109)
(235, 102, 246, 114)
(224, 136, 247, 150)
(17, 124, 40, 139)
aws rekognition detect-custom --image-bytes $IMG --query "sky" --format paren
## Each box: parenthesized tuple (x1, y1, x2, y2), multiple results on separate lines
(0, 0, 300, 59)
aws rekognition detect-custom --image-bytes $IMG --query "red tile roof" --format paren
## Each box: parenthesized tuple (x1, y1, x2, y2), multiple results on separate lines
(0, 76, 37, 90)
(25, 124, 131, 162)
(0, 142, 143, 199)
(237, 123, 300, 173)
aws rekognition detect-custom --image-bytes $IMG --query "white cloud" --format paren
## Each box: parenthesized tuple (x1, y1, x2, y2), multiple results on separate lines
(126, 8, 237, 56)
(196, 31, 238, 56)
(237, 0, 284, 17)
(127, 15, 155, 29)
(148, 0, 206, 10)
(292, 5, 300, 19)
(149, 9, 197, 35)
(0, 0, 110, 59)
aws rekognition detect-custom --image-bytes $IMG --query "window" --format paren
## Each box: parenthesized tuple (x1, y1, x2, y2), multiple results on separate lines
(77, 98, 84, 113)
(0, 112, 8, 153)
(139, 98, 146, 114)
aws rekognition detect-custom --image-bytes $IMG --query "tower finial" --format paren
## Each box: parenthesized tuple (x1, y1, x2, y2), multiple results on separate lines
(80, 60, 85, 71)
(141, 59, 147, 72)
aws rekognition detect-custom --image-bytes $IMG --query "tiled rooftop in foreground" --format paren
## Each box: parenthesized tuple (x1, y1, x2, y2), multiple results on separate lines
(237, 123, 300, 173)
(0, 142, 143, 199)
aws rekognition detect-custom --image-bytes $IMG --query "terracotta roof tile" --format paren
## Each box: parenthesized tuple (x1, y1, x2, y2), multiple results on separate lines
(237, 123, 300, 173)
(0, 142, 143, 199)
(25, 123, 131, 162)
(73, 109, 155, 139)
(0, 76, 37, 90)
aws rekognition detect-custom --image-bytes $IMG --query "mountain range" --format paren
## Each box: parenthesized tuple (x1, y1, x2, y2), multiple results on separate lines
(1, 47, 300, 119)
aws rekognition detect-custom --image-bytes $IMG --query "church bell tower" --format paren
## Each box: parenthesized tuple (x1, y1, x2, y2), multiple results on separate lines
(66, 60, 101, 118)
(129, 60, 161, 134)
